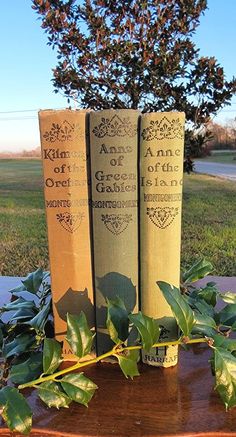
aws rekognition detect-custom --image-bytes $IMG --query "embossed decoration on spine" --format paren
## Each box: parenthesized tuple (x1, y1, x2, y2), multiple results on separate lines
(43, 120, 83, 142)
(146, 207, 179, 229)
(101, 213, 133, 235)
(92, 114, 137, 138)
(141, 116, 184, 141)
(56, 212, 85, 233)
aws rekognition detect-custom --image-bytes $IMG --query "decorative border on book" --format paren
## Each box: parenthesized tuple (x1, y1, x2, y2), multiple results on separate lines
(56, 212, 85, 233)
(141, 117, 184, 141)
(43, 120, 83, 142)
(101, 213, 133, 235)
(92, 114, 137, 138)
(146, 207, 179, 228)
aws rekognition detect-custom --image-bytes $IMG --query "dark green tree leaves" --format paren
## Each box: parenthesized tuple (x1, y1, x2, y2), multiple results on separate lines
(38, 381, 71, 409)
(129, 312, 160, 351)
(60, 374, 97, 407)
(66, 312, 94, 358)
(214, 347, 236, 410)
(43, 338, 62, 375)
(0, 386, 32, 435)
(182, 259, 213, 284)
(106, 297, 129, 344)
(157, 281, 194, 337)
(32, 0, 236, 157)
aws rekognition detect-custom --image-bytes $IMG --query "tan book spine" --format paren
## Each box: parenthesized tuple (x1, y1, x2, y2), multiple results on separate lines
(38, 109, 95, 360)
(140, 112, 185, 367)
(89, 109, 140, 356)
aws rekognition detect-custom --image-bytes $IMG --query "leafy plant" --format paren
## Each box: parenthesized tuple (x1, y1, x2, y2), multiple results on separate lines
(32, 0, 236, 156)
(1, 260, 236, 434)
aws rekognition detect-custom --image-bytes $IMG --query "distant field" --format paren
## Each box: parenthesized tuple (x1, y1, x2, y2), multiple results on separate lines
(0, 159, 236, 277)
(199, 151, 236, 164)
(182, 174, 236, 276)
(0, 159, 48, 276)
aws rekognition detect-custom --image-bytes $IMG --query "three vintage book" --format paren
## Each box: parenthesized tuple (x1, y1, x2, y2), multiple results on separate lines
(39, 109, 185, 367)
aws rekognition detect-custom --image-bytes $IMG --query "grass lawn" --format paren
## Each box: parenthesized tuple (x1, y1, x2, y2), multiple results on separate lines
(0, 159, 235, 277)
(197, 151, 236, 164)
(0, 159, 49, 276)
(182, 173, 236, 276)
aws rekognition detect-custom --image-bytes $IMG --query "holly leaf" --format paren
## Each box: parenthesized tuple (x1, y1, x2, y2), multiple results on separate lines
(0, 386, 32, 435)
(192, 312, 217, 337)
(106, 296, 129, 344)
(129, 312, 160, 351)
(11, 308, 36, 321)
(60, 373, 97, 407)
(196, 284, 218, 307)
(213, 336, 236, 353)
(22, 268, 44, 294)
(117, 350, 140, 379)
(66, 312, 94, 359)
(220, 292, 236, 304)
(37, 381, 71, 409)
(9, 352, 43, 384)
(0, 327, 3, 349)
(28, 300, 51, 332)
(43, 338, 62, 375)
(214, 347, 236, 410)
(8, 284, 27, 294)
(187, 295, 215, 318)
(2, 297, 36, 312)
(157, 281, 194, 337)
(2, 333, 35, 359)
(218, 304, 236, 328)
(182, 259, 213, 283)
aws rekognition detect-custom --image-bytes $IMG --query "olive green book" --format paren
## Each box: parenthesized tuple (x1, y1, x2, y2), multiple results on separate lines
(38, 109, 95, 360)
(89, 109, 140, 356)
(140, 112, 185, 367)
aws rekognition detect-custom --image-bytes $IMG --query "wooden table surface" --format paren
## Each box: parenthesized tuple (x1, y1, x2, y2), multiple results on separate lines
(1, 276, 236, 436)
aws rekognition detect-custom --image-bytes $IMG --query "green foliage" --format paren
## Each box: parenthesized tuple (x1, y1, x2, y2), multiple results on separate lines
(117, 350, 140, 379)
(214, 347, 236, 410)
(106, 297, 129, 344)
(182, 258, 213, 283)
(60, 374, 98, 407)
(37, 381, 72, 409)
(43, 339, 62, 375)
(22, 268, 44, 294)
(2, 260, 236, 434)
(129, 312, 160, 351)
(9, 353, 43, 384)
(66, 312, 94, 358)
(191, 313, 217, 337)
(0, 386, 32, 435)
(157, 281, 194, 337)
(32, 0, 236, 156)
(2, 333, 36, 359)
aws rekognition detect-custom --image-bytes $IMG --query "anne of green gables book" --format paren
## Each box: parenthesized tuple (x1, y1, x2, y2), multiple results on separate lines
(89, 109, 140, 356)
(140, 112, 185, 367)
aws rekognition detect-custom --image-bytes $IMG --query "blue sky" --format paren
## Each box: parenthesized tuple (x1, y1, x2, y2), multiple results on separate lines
(0, 0, 235, 152)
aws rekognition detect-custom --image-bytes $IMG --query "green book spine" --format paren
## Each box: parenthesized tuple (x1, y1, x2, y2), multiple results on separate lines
(140, 112, 185, 367)
(90, 109, 140, 356)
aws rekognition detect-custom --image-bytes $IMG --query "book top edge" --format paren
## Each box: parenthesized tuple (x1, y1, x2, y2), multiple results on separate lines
(38, 109, 89, 115)
(141, 111, 185, 118)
